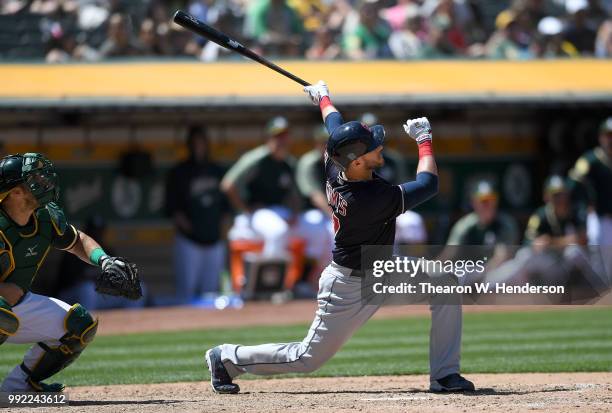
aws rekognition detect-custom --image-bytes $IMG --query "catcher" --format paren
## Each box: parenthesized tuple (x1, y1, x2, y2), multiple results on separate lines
(0, 153, 141, 393)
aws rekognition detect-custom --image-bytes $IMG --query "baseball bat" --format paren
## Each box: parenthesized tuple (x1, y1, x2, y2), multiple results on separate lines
(173, 10, 311, 87)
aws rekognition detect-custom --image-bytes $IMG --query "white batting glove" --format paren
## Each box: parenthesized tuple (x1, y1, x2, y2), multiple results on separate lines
(403, 117, 432, 144)
(303, 80, 330, 105)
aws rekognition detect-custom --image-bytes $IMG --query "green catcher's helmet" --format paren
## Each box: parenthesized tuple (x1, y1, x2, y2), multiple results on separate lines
(0, 153, 59, 205)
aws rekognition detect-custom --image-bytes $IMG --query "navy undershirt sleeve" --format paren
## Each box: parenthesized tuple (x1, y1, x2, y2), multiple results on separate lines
(399, 172, 439, 211)
(324, 111, 344, 135)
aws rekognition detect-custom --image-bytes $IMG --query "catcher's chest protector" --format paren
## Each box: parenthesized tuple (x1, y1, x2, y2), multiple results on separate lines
(0, 206, 65, 291)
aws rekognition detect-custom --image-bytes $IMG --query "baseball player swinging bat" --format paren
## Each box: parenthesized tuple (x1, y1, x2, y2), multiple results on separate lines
(173, 10, 311, 87)
(177, 10, 475, 395)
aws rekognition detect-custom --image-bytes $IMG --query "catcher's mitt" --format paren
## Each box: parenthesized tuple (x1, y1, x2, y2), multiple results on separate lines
(96, 256, 143, 300)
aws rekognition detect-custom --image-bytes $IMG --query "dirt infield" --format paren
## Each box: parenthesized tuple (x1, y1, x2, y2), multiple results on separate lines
(26, 373, 608, 413)
(67, 302, 611, 413)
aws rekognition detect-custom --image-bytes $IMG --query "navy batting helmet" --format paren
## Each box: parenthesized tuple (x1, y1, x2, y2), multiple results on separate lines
(327, 121, 385, 170)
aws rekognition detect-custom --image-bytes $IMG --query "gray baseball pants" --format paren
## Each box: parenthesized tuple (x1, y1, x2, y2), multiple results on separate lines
(220, 261, 462, 382)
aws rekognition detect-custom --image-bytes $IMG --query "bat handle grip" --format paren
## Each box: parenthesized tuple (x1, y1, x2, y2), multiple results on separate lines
(293, 78, 310, 87)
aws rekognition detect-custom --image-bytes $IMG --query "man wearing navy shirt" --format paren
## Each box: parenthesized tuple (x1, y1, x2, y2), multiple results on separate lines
(204, 81, 474, 394)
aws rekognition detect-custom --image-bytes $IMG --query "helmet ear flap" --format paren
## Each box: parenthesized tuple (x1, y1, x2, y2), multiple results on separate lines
(328, 121, 383, 170)
(371, 125, 385, 148)
(329, 155, 346, 171)
(332, 140, 369, 170)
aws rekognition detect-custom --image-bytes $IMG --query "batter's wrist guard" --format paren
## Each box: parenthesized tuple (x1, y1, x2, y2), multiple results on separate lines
(418, 141, 434, 158)
(319, 96, 333, 111)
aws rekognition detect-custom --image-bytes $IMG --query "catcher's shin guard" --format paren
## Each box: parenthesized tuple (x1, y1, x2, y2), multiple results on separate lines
(21, 304, 98, 390)
(0, 296, 19, 345)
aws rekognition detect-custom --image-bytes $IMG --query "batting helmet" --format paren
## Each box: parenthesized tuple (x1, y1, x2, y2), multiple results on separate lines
(327, 121, 385, 170)
(0, 153, 59, 205)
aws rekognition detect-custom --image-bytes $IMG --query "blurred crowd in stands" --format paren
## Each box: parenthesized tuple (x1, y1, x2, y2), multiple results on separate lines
(0, 0, 610, 61)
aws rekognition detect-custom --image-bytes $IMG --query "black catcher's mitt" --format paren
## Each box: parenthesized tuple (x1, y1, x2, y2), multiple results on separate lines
(96, 256, 143, 300)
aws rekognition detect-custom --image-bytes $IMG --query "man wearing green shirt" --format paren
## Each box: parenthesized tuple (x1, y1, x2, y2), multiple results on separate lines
(223, 117, 329, 264)
(487, 175, 604, 295)
(446, 180, 518, 276)
(343, 2, 392, 59)
(447, 181, 519, 246)
(245, 0, 304, 56)
(525, 175, 587, 248)
(569, 117, 612, 288)
(569, 117, 612, 246)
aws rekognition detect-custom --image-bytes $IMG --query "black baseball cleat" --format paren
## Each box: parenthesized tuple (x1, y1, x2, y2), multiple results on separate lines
(430, 373, 475, 392)
(205, 347, 240, 394)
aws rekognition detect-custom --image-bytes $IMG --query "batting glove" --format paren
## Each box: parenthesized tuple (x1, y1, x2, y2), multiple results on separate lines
(403, 117, 432, 144)
(304, 80, 330, 105)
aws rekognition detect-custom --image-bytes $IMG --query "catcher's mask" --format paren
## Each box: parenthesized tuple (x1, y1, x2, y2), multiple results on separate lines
(0, 153, 59, 205)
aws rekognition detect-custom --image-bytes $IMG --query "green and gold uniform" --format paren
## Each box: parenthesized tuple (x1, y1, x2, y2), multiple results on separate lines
(0, 153, 98, 393)
(296, 148, 326, 209)
(0, 202, 78, 292)
(524, 205, 586, 244)
(569, 147, 612, 216)
(0, 202, 95, 393)
(447, 212, 519, 246)
(222, 145, 297, 209)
